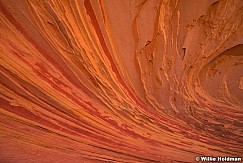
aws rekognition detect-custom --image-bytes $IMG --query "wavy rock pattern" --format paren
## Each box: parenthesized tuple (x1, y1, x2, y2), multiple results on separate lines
(0, 0, 243, 162)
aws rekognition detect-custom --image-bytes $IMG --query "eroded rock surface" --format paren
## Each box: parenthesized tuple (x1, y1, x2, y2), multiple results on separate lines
(0, 0, 242, 162)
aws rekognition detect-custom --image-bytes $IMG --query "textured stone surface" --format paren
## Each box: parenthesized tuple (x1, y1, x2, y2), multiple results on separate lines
(0, 0, 242, 162)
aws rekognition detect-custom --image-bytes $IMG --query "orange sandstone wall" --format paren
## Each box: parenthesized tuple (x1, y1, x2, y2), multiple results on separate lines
(0, 0, 242, 162)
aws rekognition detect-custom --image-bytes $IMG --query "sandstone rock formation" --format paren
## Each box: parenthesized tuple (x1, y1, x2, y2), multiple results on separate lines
(0, 0, 242, 162)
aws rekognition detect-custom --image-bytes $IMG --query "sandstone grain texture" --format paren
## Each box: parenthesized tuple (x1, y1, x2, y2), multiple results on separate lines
(0, 0, 242, 162)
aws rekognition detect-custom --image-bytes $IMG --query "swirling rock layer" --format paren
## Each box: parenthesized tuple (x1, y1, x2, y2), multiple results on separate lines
(0, 0, 243, 162)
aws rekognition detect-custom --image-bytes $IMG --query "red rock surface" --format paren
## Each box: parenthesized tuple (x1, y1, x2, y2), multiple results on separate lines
(0, 0, 243, 162)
